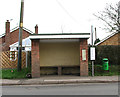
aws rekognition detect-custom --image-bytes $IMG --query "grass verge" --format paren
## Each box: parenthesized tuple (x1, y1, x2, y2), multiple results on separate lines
(1, 68, 31, 79)
(1, 65, 120, 79)
(89, 65, 120, 76)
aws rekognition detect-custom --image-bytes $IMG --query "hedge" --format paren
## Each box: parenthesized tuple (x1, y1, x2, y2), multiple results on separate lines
(88, 45, 120, 65)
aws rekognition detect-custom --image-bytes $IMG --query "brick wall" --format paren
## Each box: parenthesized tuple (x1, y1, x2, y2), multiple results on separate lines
(10, 29, 30, 45)
(0, 36, 5, 44)
(1, 29, 30, 51)
(99, 33, 119, 46)
(79, 39, 88, 76)
(4, 20, 10, 51)
(35, 25, 38, 34)
(31, 40, 40, 78)
(0, 20, 32, 51)
(31, 38, 89, 77)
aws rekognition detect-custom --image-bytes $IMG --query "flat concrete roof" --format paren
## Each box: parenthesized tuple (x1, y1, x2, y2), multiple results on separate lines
(29, 33, 90, 39)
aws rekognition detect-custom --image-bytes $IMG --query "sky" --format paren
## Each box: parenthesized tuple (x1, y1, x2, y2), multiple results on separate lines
(0, 0, 119, 43)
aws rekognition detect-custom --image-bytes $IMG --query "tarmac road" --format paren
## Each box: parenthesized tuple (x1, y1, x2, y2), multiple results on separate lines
(2, 82, 119, 95)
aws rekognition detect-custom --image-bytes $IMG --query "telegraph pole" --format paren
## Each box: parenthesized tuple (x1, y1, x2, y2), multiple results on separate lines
(17, 0, 24, 71)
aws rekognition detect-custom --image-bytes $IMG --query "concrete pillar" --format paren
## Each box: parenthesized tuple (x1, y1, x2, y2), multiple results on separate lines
(31, 39, 40, 78)
(79, 39, 88, 76)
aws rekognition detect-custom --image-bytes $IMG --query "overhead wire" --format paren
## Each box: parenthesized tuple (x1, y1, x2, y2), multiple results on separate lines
(56, 0, 78, 23)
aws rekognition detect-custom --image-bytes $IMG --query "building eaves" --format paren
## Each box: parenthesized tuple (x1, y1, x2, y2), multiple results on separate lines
(31, 33, 90, 36)
(29, 33, 90, 39)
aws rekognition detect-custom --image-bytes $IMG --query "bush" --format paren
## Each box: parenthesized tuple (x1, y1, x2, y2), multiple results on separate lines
(88, 45, 120, 65)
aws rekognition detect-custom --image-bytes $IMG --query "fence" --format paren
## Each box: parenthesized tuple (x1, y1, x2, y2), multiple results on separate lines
(0, 51, 31, 69)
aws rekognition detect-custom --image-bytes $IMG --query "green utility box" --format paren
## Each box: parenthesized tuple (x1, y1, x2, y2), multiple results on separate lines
(102, 58, 109, 70)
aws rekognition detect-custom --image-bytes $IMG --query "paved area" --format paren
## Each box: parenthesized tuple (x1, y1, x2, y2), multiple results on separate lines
(0, 75, 119, 86)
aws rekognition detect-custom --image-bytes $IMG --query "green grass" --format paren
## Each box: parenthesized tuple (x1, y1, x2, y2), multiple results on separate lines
(89, 65, 120, 76)
(1, 68, 31, 79)
(1, 65, 120, 79)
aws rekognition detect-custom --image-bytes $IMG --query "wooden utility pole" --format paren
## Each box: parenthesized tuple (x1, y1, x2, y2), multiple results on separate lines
(17, 0, 24, 71)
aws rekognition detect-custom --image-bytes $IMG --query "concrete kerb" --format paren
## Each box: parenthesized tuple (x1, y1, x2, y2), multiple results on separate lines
(1, 80, 119, 86)
(1, 76, 119, 86)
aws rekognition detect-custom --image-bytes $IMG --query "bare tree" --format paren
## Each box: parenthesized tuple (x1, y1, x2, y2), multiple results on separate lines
(94, 2, 120, 33)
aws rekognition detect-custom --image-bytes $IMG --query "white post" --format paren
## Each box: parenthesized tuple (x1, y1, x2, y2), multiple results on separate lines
(91, 25, 94, 77)
(26, 51, 28, 68)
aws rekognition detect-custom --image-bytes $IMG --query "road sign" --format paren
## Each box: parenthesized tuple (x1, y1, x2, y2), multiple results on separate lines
(90, 47, 95, 60)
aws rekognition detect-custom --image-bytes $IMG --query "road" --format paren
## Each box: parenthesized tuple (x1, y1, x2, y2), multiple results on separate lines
(2, 83, 118, 95)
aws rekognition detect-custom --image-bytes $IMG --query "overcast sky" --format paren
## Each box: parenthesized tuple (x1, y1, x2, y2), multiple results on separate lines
(0, 0, 119, 43)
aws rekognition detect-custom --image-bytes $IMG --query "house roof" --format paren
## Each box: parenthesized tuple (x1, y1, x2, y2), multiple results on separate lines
(29, 33, 90, 39)
(0, 26, 33, 38)
(95, 32, 118, 46)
